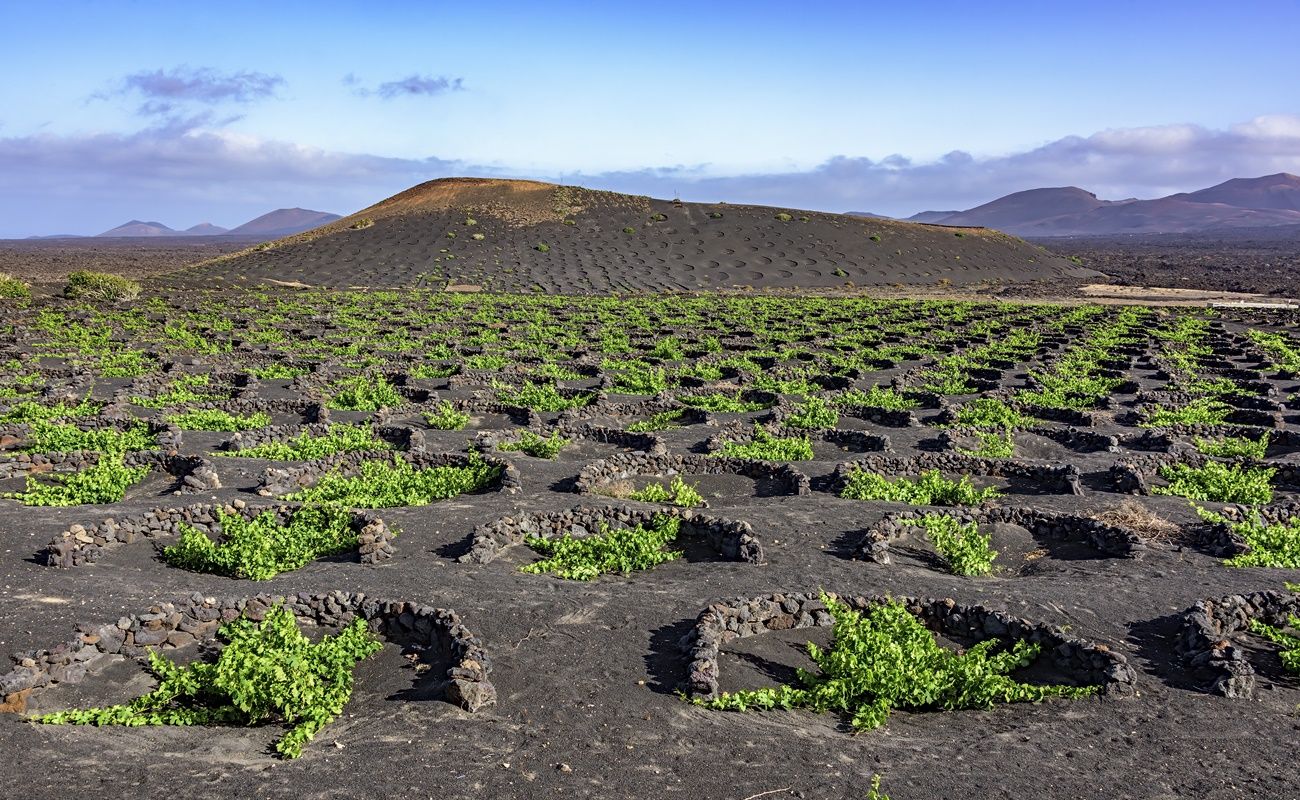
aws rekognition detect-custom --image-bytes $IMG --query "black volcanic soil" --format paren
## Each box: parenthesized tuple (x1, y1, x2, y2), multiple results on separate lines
(0, 237, 257, 286)
(1040, 229, 1300, 297)
(162, 178, 1097, 292)
(2, 290, 1299, 799)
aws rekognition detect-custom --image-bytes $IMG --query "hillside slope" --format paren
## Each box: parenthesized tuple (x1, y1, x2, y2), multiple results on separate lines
(226, 208, 341, 238)
(97, 220, 177, 237)
(170, 178, 1097, 292)
(1173, 173, 1300, 212)
(912, 173, 1300, 236)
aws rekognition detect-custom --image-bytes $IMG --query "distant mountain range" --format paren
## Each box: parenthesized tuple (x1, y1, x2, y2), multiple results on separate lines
(850, 173, 1300, 236)
(87, 208, 341, 239)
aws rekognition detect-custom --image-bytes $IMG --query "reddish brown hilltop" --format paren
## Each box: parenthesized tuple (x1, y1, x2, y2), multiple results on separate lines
(168, 177, 1098, 292)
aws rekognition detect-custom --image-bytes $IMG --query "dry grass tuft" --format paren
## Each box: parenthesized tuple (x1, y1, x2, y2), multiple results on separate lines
(596, 480, 637, 500)
(1093, 499, 1182, 542)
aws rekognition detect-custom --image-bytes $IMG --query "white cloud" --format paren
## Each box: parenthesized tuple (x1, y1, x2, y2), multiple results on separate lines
(2, 114, 1298, 235)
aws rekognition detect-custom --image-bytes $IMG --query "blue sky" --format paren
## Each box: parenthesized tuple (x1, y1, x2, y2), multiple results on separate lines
(2, 0, 1299, 235)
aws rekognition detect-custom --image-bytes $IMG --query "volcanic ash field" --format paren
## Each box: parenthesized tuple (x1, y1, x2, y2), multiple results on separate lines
(2, 289, 1300, 799)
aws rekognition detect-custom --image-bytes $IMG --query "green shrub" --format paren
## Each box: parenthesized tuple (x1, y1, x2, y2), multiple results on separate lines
(919, 366, 977, 396)
(957, 430, 1015, 459)
(1247, 329, 1300, 374)
(1194, 433, 1269, 460)
(648, 337, 685, 360)
(532, 363, 584, 382)
(284, 454, 500, 508)
(498, 429, 571, 459)
(131, 374, 227, 408)
(1196, 506, 1300, 569)
(1141, 398, 1233, 428)
(424, 401, 470, 430)
(950, 398, 1029, 430)
(1019, 373, 1123, 411)
(1153, 461, 1274, 504)
(63, 270, 141, 302)
(22, 421, 155, 453)
(225, 424, 390, 461)
(0, 273, 31, 301)
(410, 363, 459, 380)
(35, 605, 380, 758)
(327, 375, 404, 411)
(94, 349, 154, 378)
(1249, 617, 1300, 674)
(698, 594, 1094, 731)
(0, 397, 102, 424)
(5, 455, 150, 506)
(627, 409, 685, 432)
(249, 364, 309, 380)
(612, 365, 669, 395)
(535, 243, 550, 253)
(720, 426, 814, 461)
(167, 409, 271, 432)
(494, 381, 593, 411)
(774, 212, 793, 222)
(163, 506, 362, 580)
(902, 514, 997, 575)
(520, 515, 681, 580)
(840, 468, 1001, 506)
(786, 397, 838, 429)
(836, 386, 918, 411)
(629, 475, 703, 507)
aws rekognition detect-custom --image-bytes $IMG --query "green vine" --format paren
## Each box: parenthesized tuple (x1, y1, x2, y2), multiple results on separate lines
(841, 468, 1001, 506)
(697, 594, 1094, 731)
(163, 506, 365, 580)
(34, 605, 382, 758)
(285, 454, 500, 508)
(521, 515, 681, 580)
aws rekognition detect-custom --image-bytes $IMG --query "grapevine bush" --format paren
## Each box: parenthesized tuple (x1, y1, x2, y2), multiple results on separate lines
(520, 515, 682, 580)
(498, 430, 571, 459)
(628, 475, 704, 507)
(1196, 506, 1300, 569)
(225, 424, 390, 461)
(163, 506, 364, 580)
(1153, 461, 1274, 504)
(698, 594, 1094, 730)
(901, 514, 998, 576)
(423, 401, 470, 430)
(5, 455, 150, 506)
(1249, 617, 1300, 674)
(168, 409, 271, 432)
(720, 426, 815, 461)
(35, 605, 381, 758)
(841, 468, 1001, 506)
(328, 375, 404, 411)
(285, 454, 501, 508)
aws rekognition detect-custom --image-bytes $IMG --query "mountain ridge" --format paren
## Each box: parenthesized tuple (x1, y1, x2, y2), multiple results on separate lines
(900, 173, 1300, 236)
(91, 208, 339, 239)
